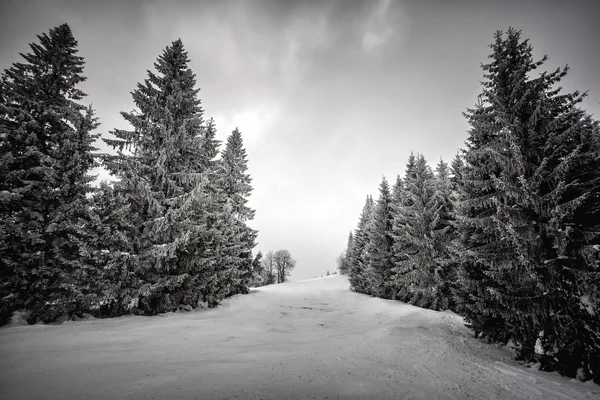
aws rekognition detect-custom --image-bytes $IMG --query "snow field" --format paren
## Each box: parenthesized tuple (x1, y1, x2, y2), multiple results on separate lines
(0, 275, 598, 399)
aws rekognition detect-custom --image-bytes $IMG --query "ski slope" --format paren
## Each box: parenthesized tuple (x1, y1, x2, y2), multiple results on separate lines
(0, 275, 598, 399)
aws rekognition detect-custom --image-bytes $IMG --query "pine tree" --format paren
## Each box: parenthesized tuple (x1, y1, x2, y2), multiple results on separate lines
(455, 27, 600, 381)
(364, 177, 394, 298)
(339, 231, 354, 275)
(102, 39, 215, 314)
(348, 195, 375, 293)
(391, 154, 438, 307)
(87, 181, 137, 317)
(431, 159, 456, 310)
(450, 152, 464, 188)
(391, 175, 404, 209)
(218, 128, 258, 296)
(0, 24, 100, 324)
(246, 251, 263, 288)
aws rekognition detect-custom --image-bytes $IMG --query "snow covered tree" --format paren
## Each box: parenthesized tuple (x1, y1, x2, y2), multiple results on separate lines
(337, 231, 354, 275)
(391, 154, 438, 307)
(391, 175, 404, 211)
(390, 153, 416, 299)
(260, 251, 277, 286)
(431, 159, 457, 310)
(102, 39, 219, 314)
(87, 181, 137, 317)
(348, 195, 375, 293)
(248, 251, 263, 287)
(364, 177, 395, 298)
(218, 128, 258, 296)
(450, 152, 464, 188)
(0, 24, 100, 324)
(455, 27, 600, 381)
(274, 249, 296, 283)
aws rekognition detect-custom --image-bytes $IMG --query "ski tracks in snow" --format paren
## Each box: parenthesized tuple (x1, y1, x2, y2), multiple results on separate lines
(0, 275, 599, 399)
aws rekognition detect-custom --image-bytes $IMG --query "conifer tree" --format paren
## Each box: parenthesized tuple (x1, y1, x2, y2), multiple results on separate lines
(390, 153, 417, 300)
(339, 231, 354, 275)
(348, 195, 375, 293)
(455, 27, 600, 381)
(0, 24, 99, 324)
(450, 153, 464, 188)
(88, 181, 137, 317)
(391, 175, 404, 210)
(219, 128, 258, 296)
(391, 154, 438, 307)
(102, 39, 215, 314)
(364, 177, 394, 298)
(431, 159, 456, 310)
(248, 251, 263, 287)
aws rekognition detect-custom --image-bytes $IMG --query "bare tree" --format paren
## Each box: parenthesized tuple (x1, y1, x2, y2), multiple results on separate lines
(260, 251, 277, 286)
(336, 251, 348, 274)
(274, 250, 296, 283)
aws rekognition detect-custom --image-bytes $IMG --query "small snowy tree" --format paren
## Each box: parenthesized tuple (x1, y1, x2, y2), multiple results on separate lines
(260, 251, 277, 286)
(218, 128, 258, 296)
(274, 249, 296, 283)
(348, 195, 375, 293)
(364, 177, 395, 298)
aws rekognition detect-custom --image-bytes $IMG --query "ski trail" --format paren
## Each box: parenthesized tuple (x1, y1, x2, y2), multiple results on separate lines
(0, 275, 598, 399)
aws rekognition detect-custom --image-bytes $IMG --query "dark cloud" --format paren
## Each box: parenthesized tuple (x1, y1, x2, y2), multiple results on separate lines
(1, 0, 598, 279)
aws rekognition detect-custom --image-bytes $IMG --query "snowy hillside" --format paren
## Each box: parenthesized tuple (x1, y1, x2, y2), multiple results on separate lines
(0, 275, 598, 400)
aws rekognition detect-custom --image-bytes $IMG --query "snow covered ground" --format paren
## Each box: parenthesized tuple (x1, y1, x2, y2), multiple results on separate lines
(0, 275, 598, 400)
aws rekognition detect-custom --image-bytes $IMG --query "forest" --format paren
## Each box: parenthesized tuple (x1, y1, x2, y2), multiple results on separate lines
(1, 22, 598, 385)
(338, 28, 600, 383)
(0, 24, 266, 324)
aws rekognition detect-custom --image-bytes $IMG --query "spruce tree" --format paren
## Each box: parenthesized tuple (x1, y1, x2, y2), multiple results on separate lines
(348, 195, 375, 293)
(390, 153, 417, 300)
(431, 159, 456, 310)
(0, 24, 99, 324)
(102, 39, 215, 314)
(218, 128, 258, 296)
(391, 154, 438, 307)
(88, 181, 137, 317)
(450, 152, 464, 188)
(455, 27, 600, 381)
(364, 177, 394, 298)
(249, 251, 263, 287)
(391, 175, 404, 209)
(340, 231, 354, 275)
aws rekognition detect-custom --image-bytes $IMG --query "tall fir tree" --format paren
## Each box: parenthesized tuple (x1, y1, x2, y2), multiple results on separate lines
(348, 195, 375, 293)
(391, 175, 404, 209)
(391, 154, 439, 307)
(450, 152, 464, 188)
(88, 181, 137, 317)
(0, 24, 100, 324)
(102, 39, 217, 314)
(249, 250, 263, 287)
(340, 231, 354, 275)
(431, 159, 456, 310)
(218, 128, 258, 296)
(364, 177, 395, 298)
(455, 28, 600, 381)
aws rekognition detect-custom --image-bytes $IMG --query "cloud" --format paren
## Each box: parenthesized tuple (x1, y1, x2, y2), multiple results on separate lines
(213, 103, 282, 150)
(361, 0, 407, 52)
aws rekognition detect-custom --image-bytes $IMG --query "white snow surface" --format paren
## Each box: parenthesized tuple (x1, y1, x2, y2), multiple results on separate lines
(1, 275, 598, 399)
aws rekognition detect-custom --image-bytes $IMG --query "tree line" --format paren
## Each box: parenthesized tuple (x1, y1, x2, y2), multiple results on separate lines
(249, 249, 297, 287)
(0, 24, 264, 325)
(339, 28, 600, 383)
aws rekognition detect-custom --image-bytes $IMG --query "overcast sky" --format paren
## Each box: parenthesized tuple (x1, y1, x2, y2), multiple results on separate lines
(1, 0, 599, 280)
